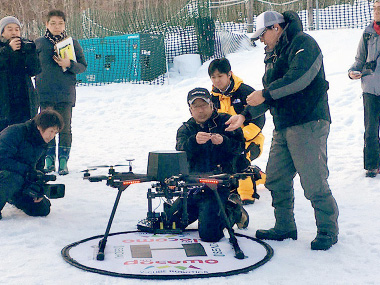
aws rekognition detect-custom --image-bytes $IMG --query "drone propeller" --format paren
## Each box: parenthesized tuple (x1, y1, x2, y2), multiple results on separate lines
(80, 168, 97, 172)
(89, 164, 129, 168)
(81, 168, 98, 178)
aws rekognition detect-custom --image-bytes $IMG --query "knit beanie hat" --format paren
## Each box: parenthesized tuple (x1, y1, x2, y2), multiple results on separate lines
(0, 16, 21, 35)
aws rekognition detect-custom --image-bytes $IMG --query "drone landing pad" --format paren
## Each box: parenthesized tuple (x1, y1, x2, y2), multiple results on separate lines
(61, 230, 273, 280)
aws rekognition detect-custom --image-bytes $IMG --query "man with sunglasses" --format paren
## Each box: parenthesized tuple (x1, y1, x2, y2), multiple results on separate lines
(225, 11, 339, 250)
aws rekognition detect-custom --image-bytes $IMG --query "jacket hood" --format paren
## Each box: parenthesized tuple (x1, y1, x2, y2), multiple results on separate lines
(281, 11, 303, 43)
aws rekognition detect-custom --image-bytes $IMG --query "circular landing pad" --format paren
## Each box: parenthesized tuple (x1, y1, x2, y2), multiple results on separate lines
(62, 230, 273, 280)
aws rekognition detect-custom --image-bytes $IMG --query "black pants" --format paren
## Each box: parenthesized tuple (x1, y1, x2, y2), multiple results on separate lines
(41, 102, 73, 148)
(363, 93, 380, 170)
(171, 185, 230, 242)
(0, 171, 51, 217)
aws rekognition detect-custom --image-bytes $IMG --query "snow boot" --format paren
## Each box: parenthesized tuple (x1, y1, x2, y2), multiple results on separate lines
(256, 228, 297, 241)
(58, 146, 70, 176)
(44, 146, 56, 173)
(365, 169, 378, 178)
(311, 232, 338, 250)
(227, 193, 249, 229)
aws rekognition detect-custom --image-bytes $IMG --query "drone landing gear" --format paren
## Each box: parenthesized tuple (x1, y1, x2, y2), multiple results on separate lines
(96, 185, 127, 261)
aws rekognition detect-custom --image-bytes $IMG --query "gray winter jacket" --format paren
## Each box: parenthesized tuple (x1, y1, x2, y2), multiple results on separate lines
(349, 22, 380, 96)
(35, 37, 87, 106)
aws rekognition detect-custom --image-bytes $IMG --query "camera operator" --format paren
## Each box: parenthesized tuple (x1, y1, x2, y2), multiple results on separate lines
(0, 16, 41, 132)
(0, 109, 64, 220)
(175, 87, 250, 242)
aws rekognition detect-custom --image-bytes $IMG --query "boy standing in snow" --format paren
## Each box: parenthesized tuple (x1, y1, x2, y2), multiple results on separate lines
(226, 11, 339, 250)
(349, 0, 380, 178)
(35, 10, 87, 176)
(0, 109, 64, 220)
(208, 57, 266, 205)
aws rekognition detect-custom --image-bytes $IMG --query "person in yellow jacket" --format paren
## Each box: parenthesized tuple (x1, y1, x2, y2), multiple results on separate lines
(209, 57, 266, 204)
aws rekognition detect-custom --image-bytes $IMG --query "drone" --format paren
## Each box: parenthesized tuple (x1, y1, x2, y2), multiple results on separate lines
(83, 151, 261, 261)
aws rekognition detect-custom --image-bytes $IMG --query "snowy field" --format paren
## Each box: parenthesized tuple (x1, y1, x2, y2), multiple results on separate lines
(1, 28, 380, 285)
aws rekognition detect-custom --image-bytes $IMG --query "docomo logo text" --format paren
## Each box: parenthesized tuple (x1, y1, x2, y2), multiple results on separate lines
(124, 259, 218, 265)
(123, 238, 200, 243)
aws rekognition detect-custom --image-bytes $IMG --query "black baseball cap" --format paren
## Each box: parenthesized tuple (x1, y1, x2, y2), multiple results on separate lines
(187, 87, 211, 105)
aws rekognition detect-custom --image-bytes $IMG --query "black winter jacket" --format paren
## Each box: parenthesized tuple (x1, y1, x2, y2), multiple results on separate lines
(261, 11, 331, 130)
(0, 120, 47, 176)
(0, 37, 41, 130)
(35, 37, 87, 106)
(176, 111, 247, 173)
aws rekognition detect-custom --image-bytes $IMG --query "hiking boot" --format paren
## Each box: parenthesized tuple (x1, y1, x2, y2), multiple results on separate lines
(311, 232, 338, 250)
(365, 169, 378, 178)
(256, 228, 297, 241)
(236, 206, 249, 229)
(227, 194, 249, 229)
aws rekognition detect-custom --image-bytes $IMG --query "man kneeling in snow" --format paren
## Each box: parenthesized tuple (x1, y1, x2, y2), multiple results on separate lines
(0, 109, 64, 219)
(175, 87, 249, 242)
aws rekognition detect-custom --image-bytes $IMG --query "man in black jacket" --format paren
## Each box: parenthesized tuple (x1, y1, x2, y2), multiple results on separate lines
(0, 109, 64, 220)
(0, 16, 41, 131)
(226, 11, 339, 250)
(175, 87, 249, 242)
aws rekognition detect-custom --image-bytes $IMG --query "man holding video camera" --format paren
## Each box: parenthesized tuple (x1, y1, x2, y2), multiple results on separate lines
(0, 109, 64, 220)
(175, 87, 250, 242)
(0, 16, 41, 132)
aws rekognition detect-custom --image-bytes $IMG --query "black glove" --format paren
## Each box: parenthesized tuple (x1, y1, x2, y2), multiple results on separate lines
(23, 183, 44, 199)
(26, 169, 45, 183)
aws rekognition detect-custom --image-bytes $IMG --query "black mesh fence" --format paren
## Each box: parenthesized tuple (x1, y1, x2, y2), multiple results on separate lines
(2, 0, 373, 85)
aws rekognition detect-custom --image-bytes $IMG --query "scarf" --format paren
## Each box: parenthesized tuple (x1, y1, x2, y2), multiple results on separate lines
(44, 28, 68, 45)
(374, 21, 380, 36)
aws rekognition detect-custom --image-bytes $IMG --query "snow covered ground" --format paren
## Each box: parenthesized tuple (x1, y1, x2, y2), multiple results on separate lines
(1, 28, 380, 285)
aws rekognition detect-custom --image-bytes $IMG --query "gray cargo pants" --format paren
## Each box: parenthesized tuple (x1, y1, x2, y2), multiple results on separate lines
(265, 120, 339, 236)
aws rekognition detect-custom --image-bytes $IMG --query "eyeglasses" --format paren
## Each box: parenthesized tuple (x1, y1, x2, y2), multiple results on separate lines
(190, 102, 211, 111)
(259, 27, 268, 38)
(259, 26, 274, 39)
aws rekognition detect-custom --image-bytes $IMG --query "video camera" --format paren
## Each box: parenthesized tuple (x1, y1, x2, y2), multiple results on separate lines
(27, 173, 65, 199)
(14, 37, 36, 53)
(40, 174, 65, 199)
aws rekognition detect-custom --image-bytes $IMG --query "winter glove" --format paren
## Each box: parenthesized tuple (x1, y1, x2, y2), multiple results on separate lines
(23, 183, 44, 200)
(26, 169, 45, 183)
